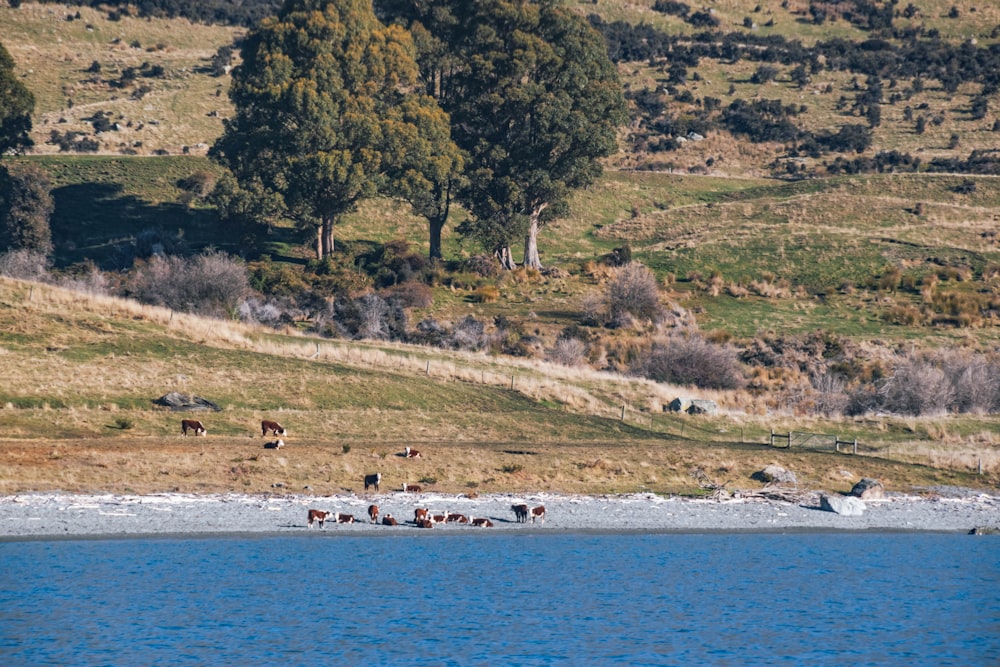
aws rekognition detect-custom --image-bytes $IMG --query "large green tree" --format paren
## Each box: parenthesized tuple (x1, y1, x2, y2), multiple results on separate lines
(212, 0, 456, 261)
(0, 162, 54, 255)
(0, 42, 34, 155)
(379, 0, 627, 269)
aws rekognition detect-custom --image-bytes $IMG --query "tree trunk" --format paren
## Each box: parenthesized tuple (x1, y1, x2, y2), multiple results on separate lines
(429, 215, 445, 261)
(495, 246, 517, 271)
(522, 206, 546, 270)
(319, 216, 335, 259)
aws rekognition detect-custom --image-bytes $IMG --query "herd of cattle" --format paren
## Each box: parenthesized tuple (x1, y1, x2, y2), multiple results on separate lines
(180, 419, 546, 529)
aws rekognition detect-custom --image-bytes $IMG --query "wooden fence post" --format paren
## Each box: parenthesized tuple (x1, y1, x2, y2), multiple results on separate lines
(853, 439, 858, 455)
(621, 404, 626, 421)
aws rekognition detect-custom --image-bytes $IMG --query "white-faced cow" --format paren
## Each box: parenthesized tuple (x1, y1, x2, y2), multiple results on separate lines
(261, 420, 287, 437)
(402, 483, 422, 493)
(181, 419, 206, 436)
(382, 514, 398, 526)
(415, 518, 434, 529)
(364, 472, 382, 492)
(307, 509, 332, 528)
(530, 506, 546, 524)
(404, 447, 421, 458)
(446, 513, 469, 524)
(414, 508, 429, 522)
(335, 513, 355, 524)
(511, 504, 529, 523)
(263, 439, 285, 449)
(368, 504, 379, 524)
(470, 517, 494, 528)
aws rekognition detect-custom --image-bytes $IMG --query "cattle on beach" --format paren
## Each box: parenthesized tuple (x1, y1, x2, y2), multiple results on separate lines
(404, 447, 421, 458)
(414, 508, 429, 522)
(181, 419, 206, 436)
(261, 420, 287, 436)
(368, 504, 379, 523)
(364, 472, 382, 492)
(382, 514, 398, 526)
(335, 513, 355, 524)
(470, 517, 493, 528)
(530, 506, 546, 524)
(402, 483, 422, 493)
(511, 504, 529, 523)
(446, 513, 469, 524)
(307, 509, 332, 528)
(415, 518, 434, 529)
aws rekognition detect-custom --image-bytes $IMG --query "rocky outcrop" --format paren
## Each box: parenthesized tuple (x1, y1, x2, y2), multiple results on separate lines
(752, 464, 797, 486)
(820, 495, 865, 516)
(850, 478, 885, 500)
(687, 399, 718, 415)
(153, 392, 220, 412)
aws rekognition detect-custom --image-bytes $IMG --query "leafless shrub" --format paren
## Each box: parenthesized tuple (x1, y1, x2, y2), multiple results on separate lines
(0, 249, 51, 281)
(237, 297, 286, 327)
(57, 265, 109, 295)
(449, 316, 488, 351)
(941, 351, 1000, 414)
(547, 337, 587, 367)
(809, 372, 848, 416)
(606, 262, 662, 324)
(880, 358, 954, 416)
(125, 250, 250, 317)
(632, 331, 745, 389)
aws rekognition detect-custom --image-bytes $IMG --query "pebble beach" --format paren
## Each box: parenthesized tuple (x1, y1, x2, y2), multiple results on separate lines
(1, 488, 998, 539)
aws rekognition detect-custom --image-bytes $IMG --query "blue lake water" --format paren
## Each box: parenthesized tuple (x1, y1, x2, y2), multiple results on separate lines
(1, 532, 998, 666)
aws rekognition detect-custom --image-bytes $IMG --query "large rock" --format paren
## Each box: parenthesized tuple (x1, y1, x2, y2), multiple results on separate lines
(820, 495, 865, 516)
(153, 392, 220, 412)
(752, 464, 797, 486)
(850, 478, 885, 500)
(666, 397, 691, 413)
(686, 399, 718, 415)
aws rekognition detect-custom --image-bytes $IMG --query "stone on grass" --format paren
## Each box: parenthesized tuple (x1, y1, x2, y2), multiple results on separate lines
(752, 464, 797, 486)
(850, 478, 885, 500)
(153, 392, 220, 412)
(820, 495, 865, 516)
(666, 397, 691, 413)
(686, 399, 718, 415)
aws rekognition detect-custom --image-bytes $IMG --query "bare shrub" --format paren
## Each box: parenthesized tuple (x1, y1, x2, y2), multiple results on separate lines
(547, 337, 587, 367)
(125, 250, 250, 317)
(880, 358, 954, 416)
(0, 249, 51, 281)
(633, 331, 744, 389)
(606, 262, 662, 324)
(941, 351, 1000, 414)
(382, 281, 433, 308)
(809, 372, 848, 416)
(449, 316, 488, 351)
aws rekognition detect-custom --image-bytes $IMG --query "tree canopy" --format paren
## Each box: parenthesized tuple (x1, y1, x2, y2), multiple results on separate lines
(379, 0, 627, 269)
(0, 42, 35, 155)
(211, 0, 456, 260)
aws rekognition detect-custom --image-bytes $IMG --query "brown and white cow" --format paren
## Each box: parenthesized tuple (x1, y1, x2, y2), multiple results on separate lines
(261, 419, 287, 437)
(404, 447, 421, 458)
(368, 504, 379, 524)
(335, 513, 355, 524)
(263, 439, 285, 449)
(446, 513, 469, 524)
(364, 472, 382, 492)
(381, 514, 398, 526)
(415, 518, 434, 529)
(181, 419, 206, 436)
(530, 506, 546, 524)
(511, 504, 529, 523)
(414, 508, 429, 522)
(402, 483, 422, 493)
(470, 517, 494, 528)
(307, 509, 332, 528)
(430, 511, 448, 525)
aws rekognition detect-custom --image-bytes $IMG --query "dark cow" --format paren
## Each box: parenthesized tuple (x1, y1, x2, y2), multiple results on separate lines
(364, 472, 382, 492)
(446, 513, 469, 524)
(382, 514, 398, 526)
(530, 506, 546, 524)
(470, 517, 494, 528)
(415, 518, 434, 529)
(307, 509, 331, 528)
(181, 419, 206, 436)
(335, 513, 356, 524)
(404, 447, 421, 458)
(368, 504, 379, 524)
(261, 419, 287, 436)
(263, 439, 285, 449)
(402, 483, 422, 493)
(511, 504, 529, 523)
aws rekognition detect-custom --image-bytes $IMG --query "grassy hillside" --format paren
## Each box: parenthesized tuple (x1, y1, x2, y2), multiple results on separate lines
(1, 277, 996, 496)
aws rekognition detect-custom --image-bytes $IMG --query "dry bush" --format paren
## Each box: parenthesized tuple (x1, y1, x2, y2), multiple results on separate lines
(606, 262, 662, 324)
(632, 331, 745, 390)
(473, 284, 500, 303)
(880, 359, 955, 416)
(0, 249, 51, 281)
(547, 337, 587, 367)
(125, 250, 251, 317)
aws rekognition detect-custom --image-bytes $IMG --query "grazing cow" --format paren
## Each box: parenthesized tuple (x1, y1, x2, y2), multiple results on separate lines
(530, 506, 546, 524)
(414, 508, 429, 522)
(470, 517, 494, 528)
(181, 419, 206, 436)
(335, 513, 355, 524)
(430, 512, 448, 525)
(368, 504, 379, 524)
(261, 419, 287, 437)
(307, 509, 332, 529)
(264, 439, 285, 449)
(446, 513, 469, 524)
(364, 472, 382, 492)
(402, 483, 422, 493)
(382, 514, 398, 526)
(404, 447, 421, 458)
(415, 518, 434, 529)
(511, 504, 529, 523)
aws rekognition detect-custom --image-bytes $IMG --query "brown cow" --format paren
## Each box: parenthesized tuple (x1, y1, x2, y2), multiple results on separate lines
(261, 420, 287, 436)
(530, 506, 546, 524)
(381, 514, 398, 526)
(335, 513, 355, 524)
(364, 472, 382, 492)
(414, 508, 429, 522)
(470, 517, 494, 528)
(430, 512, 448, 525)
(446, 513, 469, 524)
(404, 447, 421, 458)
(368, 504, 379, 524)
(307, 509, 331, 528)
(415, 518, 434, 529)
(511, 504, 529, 523)
(402, 483, 422, 493)
(181, 419, 206, 436)
(263, 439, 285, 449)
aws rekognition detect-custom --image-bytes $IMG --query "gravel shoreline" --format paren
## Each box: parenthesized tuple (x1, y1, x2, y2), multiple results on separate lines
(1, 489, 998, 539)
